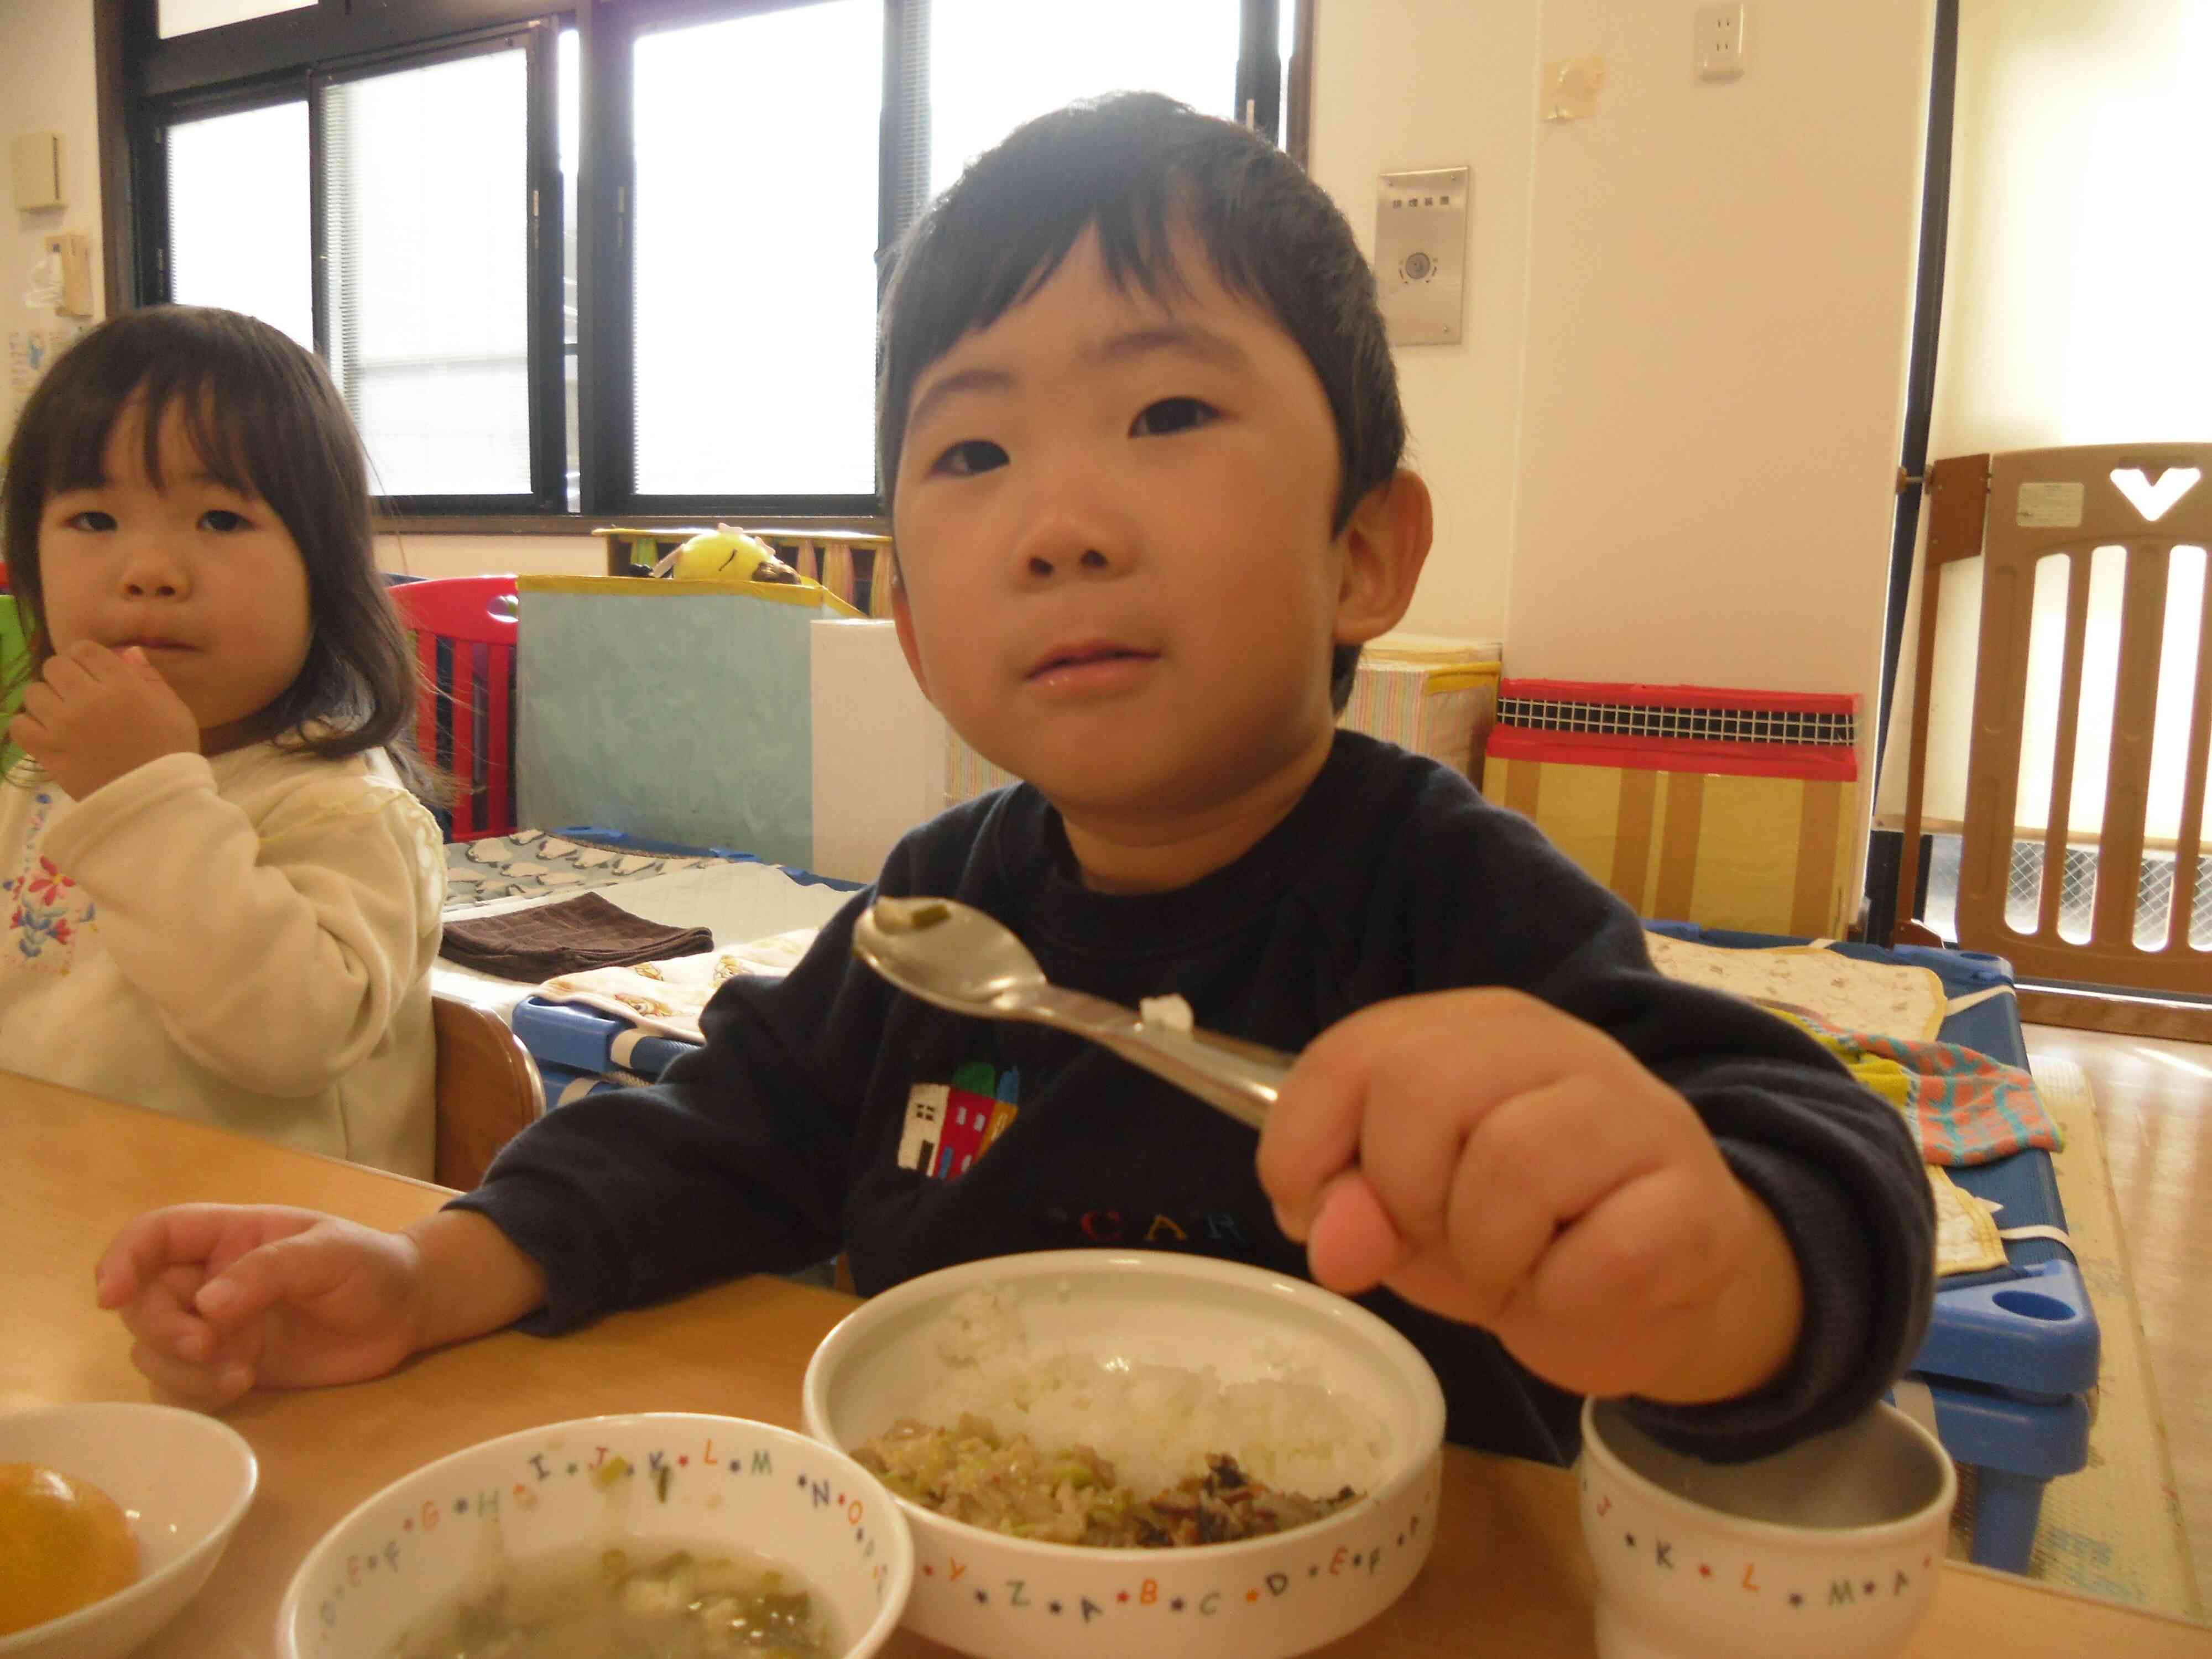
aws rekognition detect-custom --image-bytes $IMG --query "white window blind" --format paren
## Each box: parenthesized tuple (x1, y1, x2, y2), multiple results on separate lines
(1880, 1, 2212, 843)
(630, 1, 882, 498)
(322, 46, 533, 499)
(166, 101, 313, 353)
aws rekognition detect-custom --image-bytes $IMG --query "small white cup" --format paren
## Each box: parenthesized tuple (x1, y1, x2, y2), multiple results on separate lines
(1577, 1397, 1956, 1659)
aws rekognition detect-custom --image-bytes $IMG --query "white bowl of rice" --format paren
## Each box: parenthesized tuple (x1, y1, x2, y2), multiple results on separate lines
(801, 1250, 1446, 1659)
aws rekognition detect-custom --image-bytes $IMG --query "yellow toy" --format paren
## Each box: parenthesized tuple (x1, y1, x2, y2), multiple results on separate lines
(654, 524, 864, 616)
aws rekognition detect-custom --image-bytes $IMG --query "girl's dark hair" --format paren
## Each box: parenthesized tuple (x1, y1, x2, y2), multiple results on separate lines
(877, 92, 1407, 711)
(1, 305, 416, 764)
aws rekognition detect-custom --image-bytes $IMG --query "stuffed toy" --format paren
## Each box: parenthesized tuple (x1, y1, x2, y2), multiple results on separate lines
(654, 525, 862, 616)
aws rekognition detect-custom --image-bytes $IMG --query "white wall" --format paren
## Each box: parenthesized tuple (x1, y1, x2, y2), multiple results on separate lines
(375, 533, 602, 581)
(1510, 0, 1931, 703)
(1306, 0, 1540, 645)
(1306, 0, 1936, 913)
(1, 0, 103, 444)
(1309, 0, 1934, 674)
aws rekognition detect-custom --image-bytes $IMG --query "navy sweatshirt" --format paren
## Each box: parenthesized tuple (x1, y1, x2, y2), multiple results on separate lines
(452, 732, 1933, 1465)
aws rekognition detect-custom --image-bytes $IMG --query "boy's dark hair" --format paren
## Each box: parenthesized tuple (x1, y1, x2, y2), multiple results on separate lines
(877, 92, 1405, 713)
(2, 305, 418, 766)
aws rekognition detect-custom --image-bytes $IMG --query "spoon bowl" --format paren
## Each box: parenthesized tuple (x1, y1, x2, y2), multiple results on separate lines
(853, 895, 1292, 1131)
(854, 895, 1051, 1010)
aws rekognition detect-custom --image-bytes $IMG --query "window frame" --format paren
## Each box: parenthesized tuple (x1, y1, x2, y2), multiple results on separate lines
(310, 24, 569, 514)
(140, 78, 308, 321)
(139, 17, 567, 515)
(110, 0, 1313, 528)
(599, 0, 888, 520)
(1864, 0, 1959, 942)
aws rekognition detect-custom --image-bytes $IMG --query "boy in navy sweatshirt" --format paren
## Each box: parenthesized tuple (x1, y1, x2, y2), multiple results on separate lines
(100, 92, 1932, 1466)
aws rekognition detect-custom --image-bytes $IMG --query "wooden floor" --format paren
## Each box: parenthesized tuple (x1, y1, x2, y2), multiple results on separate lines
(2023, 1021, 2212, 1617)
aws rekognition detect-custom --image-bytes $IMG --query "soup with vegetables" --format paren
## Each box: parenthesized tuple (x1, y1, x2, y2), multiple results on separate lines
(388, 1542, 839, 1658)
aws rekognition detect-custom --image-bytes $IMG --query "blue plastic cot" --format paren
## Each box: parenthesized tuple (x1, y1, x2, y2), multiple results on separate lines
(1645, 922, 2097, 1573)
(501, 827, 860, 1100)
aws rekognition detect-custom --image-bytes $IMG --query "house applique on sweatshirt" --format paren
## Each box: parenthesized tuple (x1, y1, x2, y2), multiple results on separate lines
(896, 1059, 1019, 1181)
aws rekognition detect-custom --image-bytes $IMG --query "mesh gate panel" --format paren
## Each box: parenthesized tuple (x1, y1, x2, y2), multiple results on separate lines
(1995, 839, 2212, 949)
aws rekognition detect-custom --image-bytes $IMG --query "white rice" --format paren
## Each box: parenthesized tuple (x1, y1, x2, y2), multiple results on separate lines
(902, 1286, 1394, 1501)
(1138, 994, 1195, 1034)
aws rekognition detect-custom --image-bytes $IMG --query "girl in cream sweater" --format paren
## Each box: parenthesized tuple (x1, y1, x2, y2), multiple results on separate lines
(1, 307, 442, 1177)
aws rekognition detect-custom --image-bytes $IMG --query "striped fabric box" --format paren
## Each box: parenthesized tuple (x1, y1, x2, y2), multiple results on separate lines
(945, 740, 1017, 807)
(1340, 634, 1500, 780)
(941, 634, 1503, 809)
(1485, 680, 1861, 937)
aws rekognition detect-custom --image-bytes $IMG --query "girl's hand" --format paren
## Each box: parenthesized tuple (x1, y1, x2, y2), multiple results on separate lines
(1256, 988, 1804, 1405)
(10, 641, 202, 799)
(95, 1205, 434, 1410)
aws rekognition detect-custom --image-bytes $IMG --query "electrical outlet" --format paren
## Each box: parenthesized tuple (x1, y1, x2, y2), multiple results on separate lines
(1695, 2, 1748, 80)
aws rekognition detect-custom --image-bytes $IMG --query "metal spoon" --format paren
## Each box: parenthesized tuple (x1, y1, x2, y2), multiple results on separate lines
(851, 895, 1292, 1131)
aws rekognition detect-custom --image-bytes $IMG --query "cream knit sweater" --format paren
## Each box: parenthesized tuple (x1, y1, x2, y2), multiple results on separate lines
(0, 742, 442, 1177)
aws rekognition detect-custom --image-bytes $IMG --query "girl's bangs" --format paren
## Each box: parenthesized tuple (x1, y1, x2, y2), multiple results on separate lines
(38, 354, 264, 504)
(157, 372, 264, 500)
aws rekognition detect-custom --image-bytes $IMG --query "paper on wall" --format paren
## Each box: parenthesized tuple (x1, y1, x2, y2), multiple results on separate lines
(8, 329, 44, 400)
(22, 249, 64, 310)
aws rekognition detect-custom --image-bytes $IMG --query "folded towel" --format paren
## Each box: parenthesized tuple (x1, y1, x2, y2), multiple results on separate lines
(440, 892, 713, 981)
(536, 928, 818, 1044)
(1929, 1165, 2007, 1275)
(1778, 1008, 2063, 1167)
(1645, 931, 1948, 1040)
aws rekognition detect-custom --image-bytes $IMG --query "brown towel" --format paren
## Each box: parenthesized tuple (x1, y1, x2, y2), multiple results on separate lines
(440, 893, 713, 982)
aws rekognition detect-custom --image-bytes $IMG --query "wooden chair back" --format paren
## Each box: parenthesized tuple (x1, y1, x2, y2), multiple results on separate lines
(431, 994, 545, 1191)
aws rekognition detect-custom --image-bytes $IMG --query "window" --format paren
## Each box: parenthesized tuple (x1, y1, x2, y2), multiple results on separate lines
(323, 44, 536, 500)
(128, 0, 1303, 521)
(164, 98, 312, 352)
(924, 0, 1245, 199)
(149, 15, 563, 511)
(628, 1, 882, 500)
(157, 0, 312, 37)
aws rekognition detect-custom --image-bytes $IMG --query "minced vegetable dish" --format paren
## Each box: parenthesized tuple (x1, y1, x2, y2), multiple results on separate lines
(387, 1545, 834, 1657)
(855, 1415, 1361, 1548)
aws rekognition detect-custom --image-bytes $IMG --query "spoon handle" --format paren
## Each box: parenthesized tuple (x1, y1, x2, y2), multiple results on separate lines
(1103, 1028, 1284, 1132)
(1010, 987, 1290, 1132)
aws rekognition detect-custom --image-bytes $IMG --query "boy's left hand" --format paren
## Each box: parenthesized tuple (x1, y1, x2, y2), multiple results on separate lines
(10, 641, 202, 799)
(1257, 988, 1804, 1404)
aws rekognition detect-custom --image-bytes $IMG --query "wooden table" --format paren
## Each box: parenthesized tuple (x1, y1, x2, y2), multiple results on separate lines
(7, 1073, 2208, 1657)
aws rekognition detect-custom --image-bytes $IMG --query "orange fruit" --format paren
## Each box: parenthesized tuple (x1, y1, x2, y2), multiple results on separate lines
(0, 1462, 140, 1634)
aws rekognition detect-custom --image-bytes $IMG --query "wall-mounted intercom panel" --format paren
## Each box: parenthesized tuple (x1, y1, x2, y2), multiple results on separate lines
(1376, 166, 1470, 347)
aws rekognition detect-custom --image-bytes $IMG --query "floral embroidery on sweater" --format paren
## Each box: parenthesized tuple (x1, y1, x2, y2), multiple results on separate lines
(7, 792, 96, 969)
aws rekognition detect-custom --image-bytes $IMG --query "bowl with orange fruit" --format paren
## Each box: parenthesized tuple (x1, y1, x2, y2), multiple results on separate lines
(0, 1402, 256, 1659)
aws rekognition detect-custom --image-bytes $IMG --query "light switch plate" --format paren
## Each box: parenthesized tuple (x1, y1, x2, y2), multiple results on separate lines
(11, 132, 64, 211)
(1376, 166, 1470, 346)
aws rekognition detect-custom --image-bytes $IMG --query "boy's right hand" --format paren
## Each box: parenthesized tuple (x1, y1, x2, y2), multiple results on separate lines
(95, 1205, 430, 1409)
